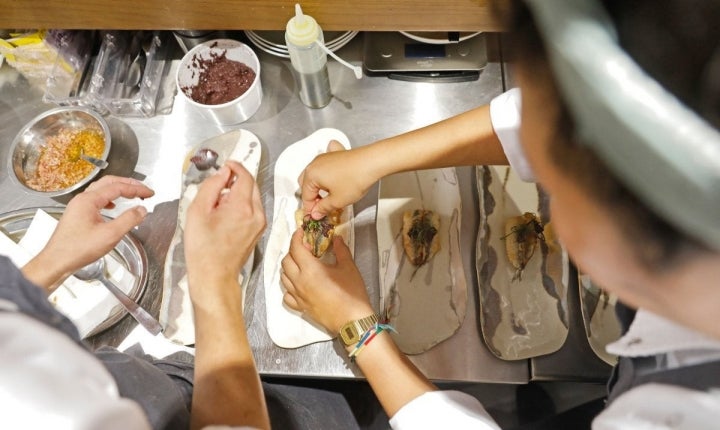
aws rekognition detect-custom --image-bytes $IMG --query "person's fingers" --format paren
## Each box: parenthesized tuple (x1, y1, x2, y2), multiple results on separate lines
(281, 253, 300, 279)
(303, 143, 345, 219)
(250, 173, 265, 218)
(194, 165, 231, 210)
(86, 175, 148, 192)
(102, 206, 148, 240)
(297, 169, 307, 193)
(326, 139, 345, 152)
(331, 236, 353, 264)
(300, 177, 322, 216)
(283, 292, 301, 311)
(310, 195, 341, 220)
(81, 175, 155, 209)
(224, 161, 255, 203)
(83, 181, 154, 210)
(280, 271, 296, 294)
(86, 176, 154, 199)
(288, 228, 315, 266)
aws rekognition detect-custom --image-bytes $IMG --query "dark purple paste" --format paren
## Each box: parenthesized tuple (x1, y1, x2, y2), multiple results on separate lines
(182, 50, 256, 105)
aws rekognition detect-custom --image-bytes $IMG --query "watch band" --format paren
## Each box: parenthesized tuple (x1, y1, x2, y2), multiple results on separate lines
(339, 313, 379, 346)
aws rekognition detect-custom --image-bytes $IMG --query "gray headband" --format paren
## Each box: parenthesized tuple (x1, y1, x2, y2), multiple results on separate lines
(524, 0, 720, 251)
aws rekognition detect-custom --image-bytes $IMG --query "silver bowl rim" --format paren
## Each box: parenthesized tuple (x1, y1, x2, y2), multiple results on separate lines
(7, 106, 112, 198)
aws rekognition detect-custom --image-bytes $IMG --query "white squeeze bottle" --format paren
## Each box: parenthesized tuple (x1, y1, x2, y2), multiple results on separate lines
(285, 3, 332, 108)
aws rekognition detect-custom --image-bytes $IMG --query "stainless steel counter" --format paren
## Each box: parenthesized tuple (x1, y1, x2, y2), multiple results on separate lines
(0, 34, 532, 383)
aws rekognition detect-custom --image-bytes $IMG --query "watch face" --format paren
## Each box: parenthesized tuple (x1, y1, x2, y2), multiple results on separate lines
(341, 325, 358, 344)
(340, 314, 379, 345)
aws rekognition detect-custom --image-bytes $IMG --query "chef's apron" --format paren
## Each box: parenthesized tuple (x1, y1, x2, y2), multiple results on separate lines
(509, 302, 720, 430)
(606, 303, 720, 403)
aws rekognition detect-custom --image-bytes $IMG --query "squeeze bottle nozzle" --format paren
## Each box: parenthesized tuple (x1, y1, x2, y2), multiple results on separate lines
(295, 4, 305, 25)
(286, 4, 320, 47)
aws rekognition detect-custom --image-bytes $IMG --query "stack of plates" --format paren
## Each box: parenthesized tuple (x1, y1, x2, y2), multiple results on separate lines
(400, 31, 481, 44)
(244, 30, 358, 59)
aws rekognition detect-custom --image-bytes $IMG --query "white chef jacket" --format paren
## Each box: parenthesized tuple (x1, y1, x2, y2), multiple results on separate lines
(489, 88, 534, 181)
(0, 306, 256, 430)
(0, 303, 152, 430)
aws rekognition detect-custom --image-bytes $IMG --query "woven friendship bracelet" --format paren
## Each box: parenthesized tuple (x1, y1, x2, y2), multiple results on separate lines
(349, 322, 396, 362)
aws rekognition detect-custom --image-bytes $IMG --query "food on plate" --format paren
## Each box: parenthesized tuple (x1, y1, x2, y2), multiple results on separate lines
(27, 127, 105, 192)
(180, 46, 256, 105)
(295, 209, 342, 258)
(503, 212, 546, 281)
(402, 209, 440, 266)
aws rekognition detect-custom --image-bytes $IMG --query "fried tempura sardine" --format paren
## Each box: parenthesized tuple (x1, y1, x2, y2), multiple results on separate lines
(295, 209, 342, 258)
(504, 212, 545, 281)
(402, 209, 440, 266)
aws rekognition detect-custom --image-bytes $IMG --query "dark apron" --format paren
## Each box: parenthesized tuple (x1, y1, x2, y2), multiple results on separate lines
(606, 303, 720, 403)
(510, 302, 720, 430)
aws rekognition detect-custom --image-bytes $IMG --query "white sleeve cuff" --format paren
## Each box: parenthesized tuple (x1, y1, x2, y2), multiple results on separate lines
(594, 384, 720, 430)
(389, 390, 501, 430)
(490, 88, 535, 182)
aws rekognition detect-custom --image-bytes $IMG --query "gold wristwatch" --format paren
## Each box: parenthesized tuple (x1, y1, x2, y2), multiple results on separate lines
(339, 313, 379, 346)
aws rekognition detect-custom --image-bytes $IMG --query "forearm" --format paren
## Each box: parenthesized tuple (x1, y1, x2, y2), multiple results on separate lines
(190, 277, 270, 430)
(367, 105, 507, 179)
(351, 331, 437, 418)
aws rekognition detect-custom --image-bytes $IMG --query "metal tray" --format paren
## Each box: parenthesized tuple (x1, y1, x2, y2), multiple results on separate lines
(0, 206, 148, 338)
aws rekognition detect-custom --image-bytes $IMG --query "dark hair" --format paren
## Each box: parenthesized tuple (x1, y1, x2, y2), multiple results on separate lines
(495, 0, 720, 269)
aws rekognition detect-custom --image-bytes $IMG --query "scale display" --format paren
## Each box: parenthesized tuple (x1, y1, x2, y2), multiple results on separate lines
(364, 32, 487, 74)
(404, 43, 446, 59)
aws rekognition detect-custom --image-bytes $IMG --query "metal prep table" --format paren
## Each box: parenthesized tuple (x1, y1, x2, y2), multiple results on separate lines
(0, 33, 609, 383)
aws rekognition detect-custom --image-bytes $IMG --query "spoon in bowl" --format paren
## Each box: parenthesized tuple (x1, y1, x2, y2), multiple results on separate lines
(74, 258, 163, 335)
(68, 144, 109, 169)
(79, 151, 109, 169)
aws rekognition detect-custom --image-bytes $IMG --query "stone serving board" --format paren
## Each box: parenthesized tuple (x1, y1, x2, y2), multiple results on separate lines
(377, 168, 467, 355)
(160, 129, 261, 345)
(476, 165, 569, 360)
(263, 128, 354, 349)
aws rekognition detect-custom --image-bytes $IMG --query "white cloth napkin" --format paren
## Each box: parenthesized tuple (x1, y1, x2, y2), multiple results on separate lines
(118, 324, 195, 358)
(0, 209, 136, 338)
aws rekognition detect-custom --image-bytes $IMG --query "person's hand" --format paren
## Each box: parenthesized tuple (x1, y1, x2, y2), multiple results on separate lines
(299, 140, 378, 220)
(186, 162, 270, 430)
(184, 161, 266, 300)
(281, 229, 375, 334)
(23, 176, 154, 290)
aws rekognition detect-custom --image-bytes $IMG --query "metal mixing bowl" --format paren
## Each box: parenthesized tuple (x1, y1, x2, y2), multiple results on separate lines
(8, 107, 111, 197)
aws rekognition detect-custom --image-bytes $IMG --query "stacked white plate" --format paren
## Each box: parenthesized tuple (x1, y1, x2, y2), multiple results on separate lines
(244, 30, 358, 59)
(399, 31, 482, 44)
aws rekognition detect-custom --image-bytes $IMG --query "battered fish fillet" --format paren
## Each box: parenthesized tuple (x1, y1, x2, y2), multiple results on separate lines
(504, 212, 544, 281)
(402, 209, 440, 266)
(295, 209, 342, 258)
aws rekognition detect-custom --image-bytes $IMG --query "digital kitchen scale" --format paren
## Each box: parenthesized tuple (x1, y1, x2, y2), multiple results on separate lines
(363, 32, 488, 82)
